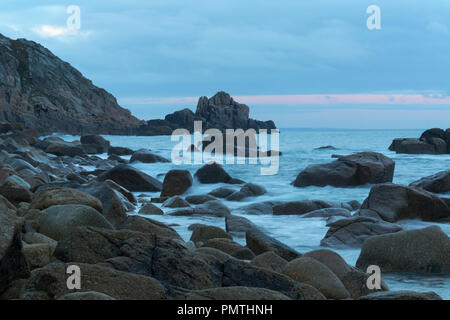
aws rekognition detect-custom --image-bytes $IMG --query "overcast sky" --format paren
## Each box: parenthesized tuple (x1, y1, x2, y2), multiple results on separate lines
(1, 0, 450, 128)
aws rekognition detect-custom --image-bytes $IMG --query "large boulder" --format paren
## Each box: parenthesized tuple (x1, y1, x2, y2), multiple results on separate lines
(201, 238, 245, 255)
(0, 211, 29, 294)
(320, 216, 403, 248)
(38, 204, 114, 241)
(194, 162, 232, 184)
(0, 178, 33, 204)
(45, 141, 84, 157)
(389, 128, 450, 154)
(303, 249, 388, 298)
(221, 259, 325, 300)
(53, 226, 220, 290)
(20, 263, 166, 300)
(409, 170, 450, 194)
(30, 187, 103, 212)
(116, 215, 182, 240)
(108, 146, 134, 156)
(251, 251, 288, 273)
(282, 257, 350, 300)
(97, 164, 162, 192)
(356, 226, 450, 273)
(293, 152, 395, 187)
(190, 225, 233, 245)
(160, 170, 193, 197)
(80, 135, 110, 154)
(130, 149, 170, 163)
(359, 183, 450, 222)
(246, 229, 301, 261)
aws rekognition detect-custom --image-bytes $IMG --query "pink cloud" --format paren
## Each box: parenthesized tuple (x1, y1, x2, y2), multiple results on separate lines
(120, 93, 450, 106)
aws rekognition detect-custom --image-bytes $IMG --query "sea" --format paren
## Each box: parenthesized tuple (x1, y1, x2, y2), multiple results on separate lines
(54, 129, 450, 299)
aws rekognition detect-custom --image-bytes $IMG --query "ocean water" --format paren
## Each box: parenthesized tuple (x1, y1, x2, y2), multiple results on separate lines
(56, 129, 450, 299)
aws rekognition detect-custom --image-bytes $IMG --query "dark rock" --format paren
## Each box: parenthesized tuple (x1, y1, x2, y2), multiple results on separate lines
(293, 152, 395, 187)
(246, 229, 301, 261)
(116, 215, 182, 240)
(45, 141, 84, 157)
(225, 214, 260, 235)
(221, 259, 325, 300)
(190, 225, 233, 244)
(108, 146, 134, 156)
(230, 248, 255, 260)
(356, 226, 450, 273)
(359, 291, 442, 300)
(97, 164, 162, 192)
(184, 286, 291, 300)
(139, 203, 164, 215)
(185, 194, 216, 205)
(302, 208, 352, 219)
(0, 34, 142, 136)
(162, 196, 191, 208)
(20, 263, 165, 300)
(201, 238, 244, 255)
(359, 183, 450, 222)
(389, 128, 450, 154)
(160, 170, 193, 197)
(282, 257, 350, 299)
(320, 216, 403, 248)
(0, 211, 29, 294)
(226, 183, 267, 201)
(80, 135, 110, 154)
(409, 170, 450, 194)
(209, 186, 236, 198)
(194, 162, 232, 184)
(30, 187, 103, 212)
(273, 200, 334, 215)
(38, 204, 114, 241)
(130, 149, 170, 163)
(251, 251, 288, 273)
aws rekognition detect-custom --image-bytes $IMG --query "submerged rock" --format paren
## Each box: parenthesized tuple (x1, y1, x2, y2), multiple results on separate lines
(130, 149, 170, 164)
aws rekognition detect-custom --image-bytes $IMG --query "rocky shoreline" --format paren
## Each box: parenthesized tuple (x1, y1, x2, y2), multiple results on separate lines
(0, 124, 448, 300)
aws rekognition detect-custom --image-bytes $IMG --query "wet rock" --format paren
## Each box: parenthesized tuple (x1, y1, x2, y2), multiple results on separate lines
(246, 229, 301, 261)
(45, 141, 84, 157)
(302, 208, 352, 218)
(139, 203, 164, 215)
(225, 214, 260, 235)
(389, 128, 450, 154)
(273, 200, 334, 216)
(162, 196, 191, 208)
(356, 226, 450, 273)
(293, 152, 395, 187)
(209, 186, 236, 198)
(0, 178, 33, 204)
(193, 200, 231, 217)
(194, 162, 232, 184)
(80, 135, 110, 154)
(130, 149, 170, 163)
(359, 183, 450, 222)
(409, 170, 450, 194)
(320, 216, 403, 248)
(97, 164, 162, 192)
(160, 170, 193, 197)
(282, 257, 350, 300)
(226, 183, 267, 201)
(38, 204, 114, 241)
(185, 194, 216, 204)
(108, 146, 134, 156)
(233, 202, 275, 215)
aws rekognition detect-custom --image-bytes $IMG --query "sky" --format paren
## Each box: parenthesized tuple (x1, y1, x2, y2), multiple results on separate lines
(1, 0, 450, 129)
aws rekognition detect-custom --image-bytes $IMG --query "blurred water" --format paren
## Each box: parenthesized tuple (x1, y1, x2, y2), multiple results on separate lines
(55, 129, 450, 299)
